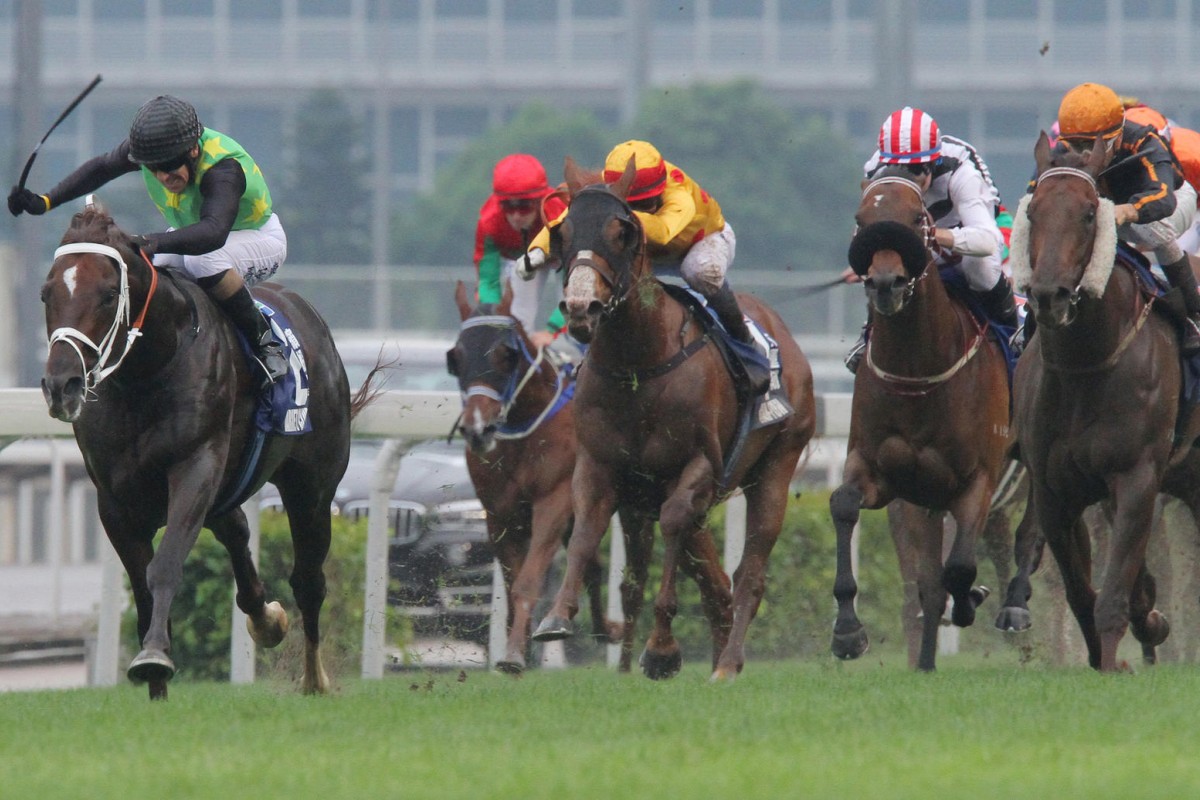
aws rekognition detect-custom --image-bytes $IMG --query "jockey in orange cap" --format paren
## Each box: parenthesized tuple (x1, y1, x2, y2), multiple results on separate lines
(1051, 83, 1200, 352)
(524, 140, 763, 389)
(474, 153, 567, 349)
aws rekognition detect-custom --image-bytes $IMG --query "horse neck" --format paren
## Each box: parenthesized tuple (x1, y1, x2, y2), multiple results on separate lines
(588, 273, 683, 370)
(869, 267, 971, 373)
(112, 264, 193, 381)
(1039, 266, 1137, 367)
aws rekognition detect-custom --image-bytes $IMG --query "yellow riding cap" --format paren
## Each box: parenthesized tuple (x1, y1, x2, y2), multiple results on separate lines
(604, 140, 667, 202)
(1058, 83, 1125, 141)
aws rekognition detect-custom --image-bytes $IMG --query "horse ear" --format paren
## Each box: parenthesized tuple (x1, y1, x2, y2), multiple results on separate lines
(1034, 130, 1052, 176)
(609, 156, 637, 201)
(1084, 136, 1107, 176)
(454, 280, 472, 321)
(564, 156, 586, 198)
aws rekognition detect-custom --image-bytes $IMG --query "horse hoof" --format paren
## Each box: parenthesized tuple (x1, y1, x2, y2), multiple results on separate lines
(532, 616, 574, 642)
(995, 605, 1032, 632)
(971, 585, 991, 607)
(128, 649, 176, 684)
(495, 655, 526, 675)
(639, 647, 682, 680)
(247, 600, 289, 648)
(831, 627, 869, 661)
(710, 666, 739, 683)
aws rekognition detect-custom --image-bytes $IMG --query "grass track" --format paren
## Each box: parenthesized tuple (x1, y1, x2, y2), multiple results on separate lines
(3, 658, 1199, 799)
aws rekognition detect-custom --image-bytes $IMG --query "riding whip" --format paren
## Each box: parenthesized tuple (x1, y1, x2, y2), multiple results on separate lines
(16, 74, 103, 192)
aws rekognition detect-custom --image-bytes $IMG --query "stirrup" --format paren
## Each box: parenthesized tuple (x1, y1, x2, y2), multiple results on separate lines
(255, 342, 289, 385)
(1007, 326, 1026, 357)
(1183, 318, 1200, 356)
(844, 339, 866, 374)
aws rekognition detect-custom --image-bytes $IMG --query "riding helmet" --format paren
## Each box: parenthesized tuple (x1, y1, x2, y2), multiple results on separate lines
(604, 140, 668, 202)
(1057, 83, 1124, 143)
(878, 107, 942, 165)
(127, 95, 203, 165)
(492, 154, 552, 199)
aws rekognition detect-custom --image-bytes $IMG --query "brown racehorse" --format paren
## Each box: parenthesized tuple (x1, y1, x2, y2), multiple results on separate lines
(1005, 132, 1200, 670)
(448, 280, 653, 673)
(532, 157, 815, 680)
(831, 167, 1011, 671)
(40, 206, 374, 699)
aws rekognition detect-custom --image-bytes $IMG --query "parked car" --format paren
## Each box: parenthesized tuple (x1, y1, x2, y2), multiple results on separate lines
(261, 334, 494, 643)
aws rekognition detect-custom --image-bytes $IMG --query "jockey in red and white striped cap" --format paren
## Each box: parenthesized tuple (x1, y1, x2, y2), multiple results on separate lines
(878, 106, 942, 165)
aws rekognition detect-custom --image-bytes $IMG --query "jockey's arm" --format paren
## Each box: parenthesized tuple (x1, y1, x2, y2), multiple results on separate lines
(45, 140, 139, 210)
(943, 170, 1001, 258)
(632, 184, 696, 247)
(526, 206, 567, 260)
(150, 159, 244, 256)
(476, 238, 503, 303)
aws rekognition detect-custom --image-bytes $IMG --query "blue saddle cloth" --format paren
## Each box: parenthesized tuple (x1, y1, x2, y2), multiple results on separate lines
(209, 300, 310, 519)
(938, 267, 1019, 392)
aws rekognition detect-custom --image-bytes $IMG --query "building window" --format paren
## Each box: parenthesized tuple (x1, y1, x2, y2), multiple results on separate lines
(846, 0, 875, 18)
(712, 0, 763, 17)
(1122, 0, 1175, 19)
(915, 0, 968, 22)
(1054, 0, 1105, 22)
(162, 0, 212, 14)
(572, 0, 621, 17)
(367, 0, 420, 20)
(435, 106, 490, 136)
(438, 0, 489, 18)
(984, 107, 1038, 139)
(985, 0, 1034, 18)
(230, 0, 283, 20)
(298, 0, 351, 15)
(780, 0, 832, 22)
(389, 107, 421, 171)
(653, 0, 696, 22)
(44, 0, 81, 15)
(95, 0, 145, 20)
(505, 0, 556, 22)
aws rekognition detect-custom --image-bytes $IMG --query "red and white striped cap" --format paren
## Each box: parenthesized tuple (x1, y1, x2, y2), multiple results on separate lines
(878, 107, 942, 165)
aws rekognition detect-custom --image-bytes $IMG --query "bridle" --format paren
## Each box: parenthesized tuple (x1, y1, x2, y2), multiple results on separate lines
(454, 315, 570, 440)
(47, 242, 158, 394)
(562, 186, 643, 316)
(854, 175, 938, 307)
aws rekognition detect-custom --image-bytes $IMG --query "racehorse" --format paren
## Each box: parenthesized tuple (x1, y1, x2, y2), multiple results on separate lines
(1004, 132, 1200, 670)
(40, 206, 373, 699)
(532, 157, 815, 680)
(831, 166, 1011, 671)
(448, 280, 651, 673)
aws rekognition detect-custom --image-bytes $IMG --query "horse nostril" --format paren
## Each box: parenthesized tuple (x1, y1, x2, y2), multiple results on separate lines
(587, 300, 603, 316)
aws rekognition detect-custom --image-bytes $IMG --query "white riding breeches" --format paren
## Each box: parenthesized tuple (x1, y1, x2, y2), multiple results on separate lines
(152, 213, 287, 286)
(681, 223, 737, 295)
(1120, 183, 1197, 264)
(502, 256, 562, 333)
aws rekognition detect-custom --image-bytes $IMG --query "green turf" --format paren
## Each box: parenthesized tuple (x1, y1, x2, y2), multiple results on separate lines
(3, 659, 1199, 799)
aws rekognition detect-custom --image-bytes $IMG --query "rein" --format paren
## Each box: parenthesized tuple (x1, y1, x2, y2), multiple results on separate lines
(864, 310, 989, 396)
(459, 315, 570, 440)
(47, 243, 159, 393)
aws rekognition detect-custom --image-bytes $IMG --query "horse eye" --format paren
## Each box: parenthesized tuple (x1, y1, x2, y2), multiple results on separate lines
(1084, 209, 1096, 224)
(101, 289, 119, 306)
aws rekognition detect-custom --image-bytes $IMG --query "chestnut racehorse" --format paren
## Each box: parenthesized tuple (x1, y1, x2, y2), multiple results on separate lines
(831, 167, 1011, 671)
(1005, 133, 1200, 670)
(532, 157, 815, 680)
(448, 280, 654, 673)
(40, 206, 372, 699)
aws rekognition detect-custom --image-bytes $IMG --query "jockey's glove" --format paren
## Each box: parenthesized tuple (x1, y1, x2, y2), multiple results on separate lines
(130, 234, 159, 257)
(517, 248, 546, 281)
(7, 186, 50, 217)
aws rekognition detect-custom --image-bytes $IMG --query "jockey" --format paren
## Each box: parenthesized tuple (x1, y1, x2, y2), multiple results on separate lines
(1122, 98, 1200, 255)
(7, 94, 289, 386)
(524, 139, 765, 390)
(845, 107, 1016, 373)
(1052, 83, 1200, 352)
(474, 153, 568, 349)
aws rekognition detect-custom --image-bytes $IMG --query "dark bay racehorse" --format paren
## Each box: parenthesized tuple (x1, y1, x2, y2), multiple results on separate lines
(40, 206, 373, 699)
(1005, 133, 1200, 670)
(532, 157, 816, 680)
(831, 168, 1011, 671)
(448, 280, 651, 673)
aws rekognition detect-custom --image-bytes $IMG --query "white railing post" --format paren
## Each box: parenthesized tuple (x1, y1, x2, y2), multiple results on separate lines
(606, 513, 626, 669)
(488, 559, 506, 668)
(90, 537, 123, 686)
(361, 439, 406, 679)
(229, 493, 261, 684)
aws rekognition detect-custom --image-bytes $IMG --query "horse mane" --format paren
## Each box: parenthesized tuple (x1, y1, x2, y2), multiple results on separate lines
(1009, 146, 1117, 297)
(59, 206, 133, 252)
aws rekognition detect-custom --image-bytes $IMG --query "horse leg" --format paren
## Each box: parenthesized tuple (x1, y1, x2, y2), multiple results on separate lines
(642, 459, 717, 680)
(614, 508, 654, 673)
(102, 506, 165, 699)
(533, 453, 616, 642)
(711, 468, 790, 681)
(1095, 466, 1161, 671)
(997, 490, 1044, 632)
(886, 500, 923, 668)
(209, 509, 289, 650)
(487, 516, 526, 674)
(892, 502, 946, 672)
(945, 473, 994, 630)
(277, 476, 333, 694)
(678, 525, 732, 677)
(1038, 497, 1101, 668)
(830, 479, 869, 660)
(1128, 563, 1169, 665)
(499, 492, 570, 675)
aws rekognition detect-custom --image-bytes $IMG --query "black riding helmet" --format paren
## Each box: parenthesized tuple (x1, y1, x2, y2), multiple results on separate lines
(127, 95, 203, 166)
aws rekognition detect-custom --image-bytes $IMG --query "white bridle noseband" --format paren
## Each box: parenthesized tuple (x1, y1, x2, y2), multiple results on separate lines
(47, 242, 142, 392)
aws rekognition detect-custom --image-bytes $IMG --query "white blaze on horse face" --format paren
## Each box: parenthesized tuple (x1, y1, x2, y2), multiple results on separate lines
(872, 194, 884, 207)
(565, 250, 600, 306)
(62, 264, 79, 297)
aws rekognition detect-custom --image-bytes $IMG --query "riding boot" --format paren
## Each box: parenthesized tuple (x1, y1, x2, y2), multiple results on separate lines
(976, 276, 1020, 330)
(706, 282, 769, 395)
(214, 285, 289, 386)
(844, 307, 874, 374)
(1161, 254, 1200, 356)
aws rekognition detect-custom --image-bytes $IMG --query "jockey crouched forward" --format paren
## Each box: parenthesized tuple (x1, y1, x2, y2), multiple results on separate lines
(845, 107, 1017, 373)
(1050, 82, 1200, 353)
(7, 94, 289, 386)
(523, 139, 769, 394)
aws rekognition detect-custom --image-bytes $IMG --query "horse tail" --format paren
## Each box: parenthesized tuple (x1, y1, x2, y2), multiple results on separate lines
(348, 356, 393, 420)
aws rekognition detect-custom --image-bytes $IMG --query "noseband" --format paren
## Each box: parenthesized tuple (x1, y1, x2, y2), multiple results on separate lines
(47, 242, 158, 393)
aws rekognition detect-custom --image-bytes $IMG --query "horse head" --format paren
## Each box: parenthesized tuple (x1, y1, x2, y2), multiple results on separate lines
(847, 166, 935, 316)
(556, 155, 645, 343)
(40, 205, 149, 422)
(1011, 131, 1114, 330)
(448, 280, 529, 454)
